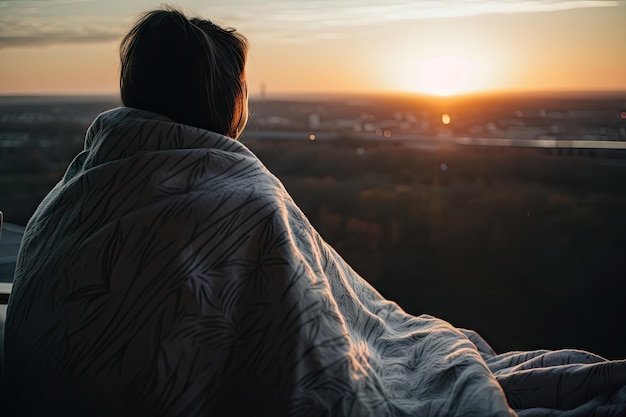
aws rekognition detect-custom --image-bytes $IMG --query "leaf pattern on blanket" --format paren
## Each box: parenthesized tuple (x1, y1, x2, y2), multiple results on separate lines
(5, 108, 625, 417)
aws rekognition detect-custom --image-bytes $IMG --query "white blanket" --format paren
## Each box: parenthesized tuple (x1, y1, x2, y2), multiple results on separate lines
(5, 107, 626, 416)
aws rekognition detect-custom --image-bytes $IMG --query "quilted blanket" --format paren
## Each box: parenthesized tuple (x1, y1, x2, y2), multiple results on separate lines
(5, 107, 626, 416)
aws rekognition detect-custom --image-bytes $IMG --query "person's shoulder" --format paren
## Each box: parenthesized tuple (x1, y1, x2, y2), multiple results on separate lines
(89, 106, 167, 129)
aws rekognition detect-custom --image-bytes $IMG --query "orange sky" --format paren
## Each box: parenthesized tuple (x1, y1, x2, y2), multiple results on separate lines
(0, 0, 625, 97)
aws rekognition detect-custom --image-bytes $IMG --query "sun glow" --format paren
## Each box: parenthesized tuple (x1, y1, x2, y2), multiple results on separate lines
(417, 56, 473, 96)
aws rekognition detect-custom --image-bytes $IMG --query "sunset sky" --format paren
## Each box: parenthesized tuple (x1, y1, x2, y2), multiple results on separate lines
(1, 0, 625, 97)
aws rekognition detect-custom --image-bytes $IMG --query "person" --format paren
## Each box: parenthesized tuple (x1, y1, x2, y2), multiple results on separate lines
(118, 9, 248, 140)
(4, 8, 626, 417)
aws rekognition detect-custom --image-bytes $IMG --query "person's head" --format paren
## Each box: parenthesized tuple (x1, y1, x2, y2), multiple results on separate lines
(120, 8, 248, 139)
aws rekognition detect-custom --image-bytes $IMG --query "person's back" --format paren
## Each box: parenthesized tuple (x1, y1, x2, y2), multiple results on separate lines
(4, 9, 278, 416)
(5, 107, 306, 416)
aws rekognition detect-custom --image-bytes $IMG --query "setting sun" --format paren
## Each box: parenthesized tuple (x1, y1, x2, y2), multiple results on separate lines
(417, 56, 473, 96)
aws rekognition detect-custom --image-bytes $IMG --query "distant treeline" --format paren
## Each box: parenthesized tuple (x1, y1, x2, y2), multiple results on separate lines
(246, 138, 626, 359)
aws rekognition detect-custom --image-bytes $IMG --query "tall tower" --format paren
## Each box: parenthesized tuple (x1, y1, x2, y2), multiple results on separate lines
(260, 82, 266, 101)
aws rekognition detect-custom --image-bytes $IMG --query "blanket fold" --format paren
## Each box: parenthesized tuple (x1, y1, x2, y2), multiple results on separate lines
(5, 107, 625, 417)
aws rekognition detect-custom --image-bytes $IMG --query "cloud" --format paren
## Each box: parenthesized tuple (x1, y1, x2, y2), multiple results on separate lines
(0, 0, 126, 48)
(0, 15, 128, 49)
(207, 0, 622, 42)
(225, 0, 621, 27)
(0, 0, 92, 5)
(0, 0, 621, 48)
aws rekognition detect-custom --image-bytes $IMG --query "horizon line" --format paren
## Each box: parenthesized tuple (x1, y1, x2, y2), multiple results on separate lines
(1, 88, 626, 101)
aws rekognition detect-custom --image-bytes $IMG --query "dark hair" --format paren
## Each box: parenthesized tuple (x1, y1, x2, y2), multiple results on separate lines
(120, 9, 248, 138)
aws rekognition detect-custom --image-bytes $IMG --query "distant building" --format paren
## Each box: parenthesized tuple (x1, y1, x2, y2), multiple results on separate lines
(0, 222, 23, 283)
(0, 132, 28, 148)
(308, 113, 321, 129)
